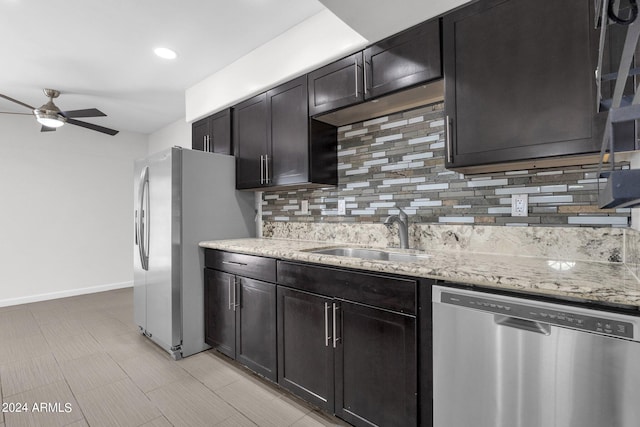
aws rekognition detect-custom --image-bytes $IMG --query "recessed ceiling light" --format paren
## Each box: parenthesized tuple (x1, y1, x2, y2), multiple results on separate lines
(154, 47, 177, 60)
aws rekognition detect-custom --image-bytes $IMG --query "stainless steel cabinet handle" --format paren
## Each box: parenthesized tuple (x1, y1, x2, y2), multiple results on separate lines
(233, 277, 238, 312)
(264, 154, 270, 184)
(324, 302, 331, 347)
(228, 276, 233, 311)
(222, 260, 247, 267)
(445, 115, 453, 164)
(354, 59, 358, 97)
(363, 60, 368, 95)
(260, 155, 264, 184)
(332, 303, 341, 348)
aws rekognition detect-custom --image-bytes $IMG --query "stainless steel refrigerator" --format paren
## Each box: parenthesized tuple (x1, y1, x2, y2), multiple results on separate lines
(133, 147, 255, 359)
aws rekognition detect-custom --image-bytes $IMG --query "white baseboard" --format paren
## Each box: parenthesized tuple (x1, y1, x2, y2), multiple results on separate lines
(0, 281, 133, 308)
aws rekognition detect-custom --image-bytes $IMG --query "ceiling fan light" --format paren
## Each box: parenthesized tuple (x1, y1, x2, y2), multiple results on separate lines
(35, 110, 65, 128)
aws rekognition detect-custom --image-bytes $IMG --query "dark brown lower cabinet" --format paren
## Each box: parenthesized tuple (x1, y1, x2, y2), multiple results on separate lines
(336, 301, 417, 427)
(204, 269, 236, 358)
(204, 268, 277, 382)
(277, 287, 334, 411)
(277, 286, 417, 427)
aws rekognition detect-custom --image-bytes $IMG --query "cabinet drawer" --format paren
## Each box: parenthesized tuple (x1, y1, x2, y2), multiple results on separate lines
(277, 261, 416, 315)
(205, 249, 276, 283)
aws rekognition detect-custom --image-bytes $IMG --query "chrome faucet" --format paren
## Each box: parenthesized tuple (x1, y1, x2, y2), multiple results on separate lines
(384, 207, 409, 249)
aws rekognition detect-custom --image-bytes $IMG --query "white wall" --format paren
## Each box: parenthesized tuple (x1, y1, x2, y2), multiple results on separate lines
(147, 118, 191, 155)
(319, 0, 472, 43)
(185, 9, 367, 122)
(0, 115, 148, 306)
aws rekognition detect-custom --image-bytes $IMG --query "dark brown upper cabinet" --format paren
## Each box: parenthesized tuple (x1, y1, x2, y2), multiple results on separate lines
(309, 19, 442, 124)
(234, 75, 337, 191)
(443, 0, 608, 173)
(234, 93, 268, 189)
(308, 53, 364, 117)
(364, 18, 442, 99)
(191, 108, 231, 154)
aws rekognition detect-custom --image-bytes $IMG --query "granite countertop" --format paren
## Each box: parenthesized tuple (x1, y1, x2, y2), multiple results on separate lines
(199, 237, 640, 310)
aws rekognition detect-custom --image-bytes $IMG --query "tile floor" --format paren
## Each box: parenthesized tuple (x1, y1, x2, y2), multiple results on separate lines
(0, 288, 349, 427)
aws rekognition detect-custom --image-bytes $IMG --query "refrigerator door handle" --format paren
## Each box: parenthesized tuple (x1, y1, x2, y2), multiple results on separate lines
(137, 166, 150, 271)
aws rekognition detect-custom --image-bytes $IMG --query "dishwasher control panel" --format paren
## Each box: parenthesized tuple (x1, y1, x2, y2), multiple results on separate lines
(441, 292, 634, 340)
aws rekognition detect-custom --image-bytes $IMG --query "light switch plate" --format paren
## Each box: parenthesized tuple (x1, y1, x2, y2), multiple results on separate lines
(301, 200, 309, 214)
(337, 199, 346, 215)
(511, 194, 528, 217)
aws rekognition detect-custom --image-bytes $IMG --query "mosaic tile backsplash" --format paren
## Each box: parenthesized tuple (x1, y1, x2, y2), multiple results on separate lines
(261, 102, 631, 227)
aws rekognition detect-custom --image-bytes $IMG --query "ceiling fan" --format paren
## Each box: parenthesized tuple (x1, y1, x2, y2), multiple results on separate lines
(0, 89, 119, 136)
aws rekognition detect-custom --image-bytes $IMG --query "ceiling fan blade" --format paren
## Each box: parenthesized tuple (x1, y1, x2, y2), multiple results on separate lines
(41, 126, 56, 132)
(61, 108, 106, 118)
(67, 118, 119, 136)
(0, 111, 33, 115)
(0, 93, 35, 111)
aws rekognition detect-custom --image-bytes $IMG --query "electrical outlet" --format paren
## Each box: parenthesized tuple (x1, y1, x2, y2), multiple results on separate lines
(301, 200, 309, 214)
(511, 194, 528, 217)
(337, 199, 346, 215)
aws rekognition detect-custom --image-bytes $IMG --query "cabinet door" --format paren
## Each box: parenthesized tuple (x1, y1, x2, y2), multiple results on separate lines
(234, 93, 268, 189)
(444, 0, 600, 169)
(204, 269, 235, 359)
(267, 75, 309, 187)
(210, 109, 232, 155)
(236, 277, 277, 382)
(364, 18, 442, 99)
(308, 52, 364, 116)
(335, 301, 417, 427)
(277, 286, 334, 412)
(192, 117, 209, 151)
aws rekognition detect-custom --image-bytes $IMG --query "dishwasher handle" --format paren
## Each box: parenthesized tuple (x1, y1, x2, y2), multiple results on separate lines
(495, 315, 551, 336)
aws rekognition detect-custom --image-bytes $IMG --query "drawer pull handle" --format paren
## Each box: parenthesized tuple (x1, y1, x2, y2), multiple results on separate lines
(222, 261, 247, 267)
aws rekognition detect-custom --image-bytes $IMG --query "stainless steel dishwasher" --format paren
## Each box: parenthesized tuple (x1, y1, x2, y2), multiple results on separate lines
(432, 285, 640, 427)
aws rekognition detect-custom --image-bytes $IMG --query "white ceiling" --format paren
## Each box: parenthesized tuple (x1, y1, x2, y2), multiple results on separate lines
(0, 0, 325, 135)
(318, 0, 470, 43)
(0, 0, 467, 136)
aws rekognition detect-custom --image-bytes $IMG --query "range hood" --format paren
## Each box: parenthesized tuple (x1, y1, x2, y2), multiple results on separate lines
(313, 80, 444, 127)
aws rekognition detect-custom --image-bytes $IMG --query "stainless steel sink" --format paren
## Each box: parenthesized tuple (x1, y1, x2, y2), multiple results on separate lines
(308, 247, 431, 263)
